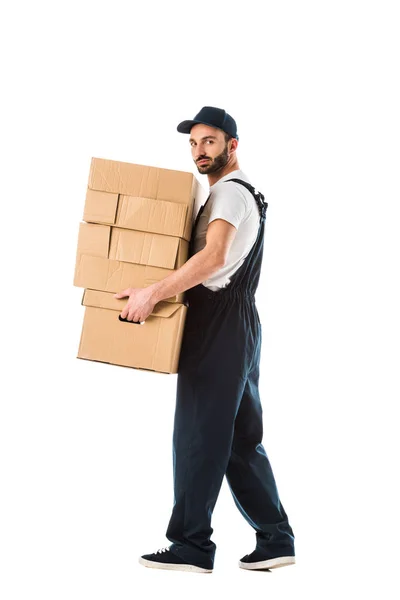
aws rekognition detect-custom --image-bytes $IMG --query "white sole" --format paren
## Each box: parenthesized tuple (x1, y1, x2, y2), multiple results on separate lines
(239, 555, 296, 570)
(139, 557, 213, 573)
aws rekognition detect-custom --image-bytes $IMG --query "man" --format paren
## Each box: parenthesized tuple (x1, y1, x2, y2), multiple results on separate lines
(115, 106, 296, 573)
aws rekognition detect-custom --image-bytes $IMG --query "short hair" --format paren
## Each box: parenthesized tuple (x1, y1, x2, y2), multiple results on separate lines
(223, 132, 233, 144)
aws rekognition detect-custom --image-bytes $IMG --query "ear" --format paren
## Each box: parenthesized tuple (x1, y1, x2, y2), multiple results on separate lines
(229, 138, 239, 154)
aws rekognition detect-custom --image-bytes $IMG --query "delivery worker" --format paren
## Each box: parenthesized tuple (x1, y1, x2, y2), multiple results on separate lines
(115, 106, 296, 573)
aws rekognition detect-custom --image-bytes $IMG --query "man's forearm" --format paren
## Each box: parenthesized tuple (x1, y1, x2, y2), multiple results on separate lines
(149, 248, 224, 304)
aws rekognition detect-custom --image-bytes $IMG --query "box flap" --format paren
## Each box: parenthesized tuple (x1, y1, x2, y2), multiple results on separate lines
(74, 254, 185, 303)
(175, 238, 189, 269)
(108, 228, 181, 269)
(83, 189, 119, 224)
(76, 222, 111, 259)
(150, 302, 182, 318)
(82, 289, 183, 318)
(116, 195, 188, 238)
(88, 157, 195, 203)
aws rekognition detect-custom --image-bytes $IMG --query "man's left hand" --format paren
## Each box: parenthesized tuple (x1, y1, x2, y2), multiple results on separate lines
(114, 286, 157, 323)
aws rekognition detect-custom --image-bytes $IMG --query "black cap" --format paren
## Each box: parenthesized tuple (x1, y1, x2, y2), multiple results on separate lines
(177, 106, 239, 140)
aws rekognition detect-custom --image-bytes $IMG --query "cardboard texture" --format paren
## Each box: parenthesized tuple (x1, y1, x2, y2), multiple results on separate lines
(77, 290, 188, 374)
(75, 157, 205, 373)
(75, 222, 189, 269)
(74, 254, 184, 304)
(73, 221, 187, 301)
(85, 157, 206, 241)
(85, 190, 190, 239)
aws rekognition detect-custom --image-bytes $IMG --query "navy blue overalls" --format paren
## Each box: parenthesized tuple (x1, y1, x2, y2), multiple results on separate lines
(165, 179, 295, 570)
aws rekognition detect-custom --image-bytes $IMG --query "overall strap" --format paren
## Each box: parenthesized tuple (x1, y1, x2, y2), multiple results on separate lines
(225, 178, 268, 221)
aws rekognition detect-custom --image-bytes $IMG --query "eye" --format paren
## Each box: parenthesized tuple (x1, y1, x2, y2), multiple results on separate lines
(206, 140, 213, 144)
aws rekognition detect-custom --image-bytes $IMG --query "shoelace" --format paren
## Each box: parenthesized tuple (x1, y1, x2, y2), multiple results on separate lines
(155, 547, 169, 554)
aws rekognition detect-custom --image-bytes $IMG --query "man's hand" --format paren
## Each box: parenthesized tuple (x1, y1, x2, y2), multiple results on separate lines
(114, 286, 157, 323)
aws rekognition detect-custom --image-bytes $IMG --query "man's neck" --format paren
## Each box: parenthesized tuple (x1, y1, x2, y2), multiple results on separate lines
(207, 159, 240, 187)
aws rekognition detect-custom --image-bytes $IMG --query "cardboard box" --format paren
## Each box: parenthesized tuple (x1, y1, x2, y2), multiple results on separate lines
(84, 190, 190, 239)
(73, 223, 186, 302)
(84, 157, 207, 241)
(77, 289, 188, 374)
(74, 254, 184, 303)
(75, 222, 188, 269)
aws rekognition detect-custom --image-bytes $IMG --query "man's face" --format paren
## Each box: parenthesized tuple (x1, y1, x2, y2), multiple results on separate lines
(189, 124, 230, 175)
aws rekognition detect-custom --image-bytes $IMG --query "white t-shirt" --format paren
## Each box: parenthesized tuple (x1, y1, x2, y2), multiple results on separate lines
(192, 169, 262, 291)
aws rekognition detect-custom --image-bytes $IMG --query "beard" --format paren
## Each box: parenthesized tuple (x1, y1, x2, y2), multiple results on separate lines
(195, 143, 229, 174)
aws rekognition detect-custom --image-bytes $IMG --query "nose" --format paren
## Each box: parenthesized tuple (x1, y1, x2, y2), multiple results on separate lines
(193, 143, 207, 160)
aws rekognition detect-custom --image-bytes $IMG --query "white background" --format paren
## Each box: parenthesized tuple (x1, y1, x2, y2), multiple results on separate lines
(1, 1, 399, 598)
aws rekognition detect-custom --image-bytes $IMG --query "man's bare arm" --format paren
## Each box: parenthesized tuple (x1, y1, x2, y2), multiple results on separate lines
(149, 218, 237, 303)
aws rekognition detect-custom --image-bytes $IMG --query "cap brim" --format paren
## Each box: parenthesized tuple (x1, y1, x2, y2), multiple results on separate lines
(177, 119, 217, 134)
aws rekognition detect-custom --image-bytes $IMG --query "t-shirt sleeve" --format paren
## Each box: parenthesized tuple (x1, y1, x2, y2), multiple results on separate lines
(207, 182, 248, 230)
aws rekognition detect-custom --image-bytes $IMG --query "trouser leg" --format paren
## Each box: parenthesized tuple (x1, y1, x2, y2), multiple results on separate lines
(166, 293, 268, 568)
(165, 364, 248, 569)
(225, 356, 296, 557)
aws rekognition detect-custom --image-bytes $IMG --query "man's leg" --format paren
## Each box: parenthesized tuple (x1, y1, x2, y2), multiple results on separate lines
(165, 364, 248, 569)
(225, 357, 295, 558)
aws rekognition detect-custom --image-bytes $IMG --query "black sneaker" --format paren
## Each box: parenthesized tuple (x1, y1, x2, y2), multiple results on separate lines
(239, 548, 295, 570)
(139, 547, 213, 573)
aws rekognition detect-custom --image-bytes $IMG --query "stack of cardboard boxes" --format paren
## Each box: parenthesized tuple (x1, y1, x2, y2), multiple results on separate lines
(74, 157, 205, 374)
